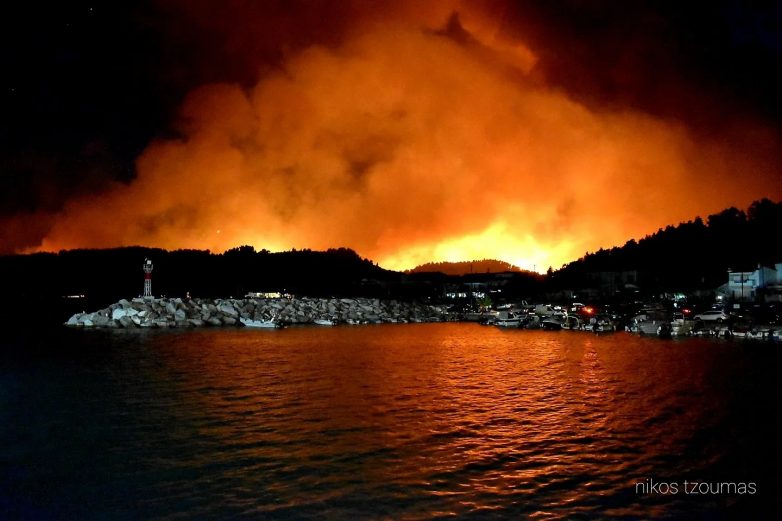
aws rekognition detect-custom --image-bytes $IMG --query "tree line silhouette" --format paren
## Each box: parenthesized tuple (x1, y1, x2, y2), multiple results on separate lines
(0, 246, 397, 326)
(2, 198, 780, 326)
(408, 259, 529, 275)
(550, 198, 782, 292)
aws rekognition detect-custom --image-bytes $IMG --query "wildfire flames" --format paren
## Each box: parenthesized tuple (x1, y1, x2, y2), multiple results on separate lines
(18, 1, 782, 270)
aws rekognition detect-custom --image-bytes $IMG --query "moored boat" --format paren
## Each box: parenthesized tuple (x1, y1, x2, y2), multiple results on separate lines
(629, 310, 667, 335)
(561, 315, 581, 330)
(584, 314, 617, 333)
(669, 312, 694, 336)
(465, 310, 499, 322)
(541, 317, 563, 330)
(240, 317, 283, 328)
(494, 310, 521, 327)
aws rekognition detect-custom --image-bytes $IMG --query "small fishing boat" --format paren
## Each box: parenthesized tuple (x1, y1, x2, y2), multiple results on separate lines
(313, 318, 336, 326)
(495, 310, 521, 327)
(240, 317, 282, 328)
(583, 314, 617, 333)
(561, 315, 581, 330)
(541, 317, 563, 330)
(727, 317, 769, 340)
(630, 311, 667, 335)
(669, 312, 694, 337)
(465, 310, 499, 322)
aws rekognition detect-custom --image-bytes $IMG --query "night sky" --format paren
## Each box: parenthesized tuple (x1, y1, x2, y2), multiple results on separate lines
(2, 1, 782, 270)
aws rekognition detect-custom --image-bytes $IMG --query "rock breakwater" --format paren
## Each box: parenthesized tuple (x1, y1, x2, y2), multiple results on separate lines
(65, 297, 447, 328)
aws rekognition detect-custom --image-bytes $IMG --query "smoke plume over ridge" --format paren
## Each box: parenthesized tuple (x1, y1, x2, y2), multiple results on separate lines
(20, 1, 782, 270)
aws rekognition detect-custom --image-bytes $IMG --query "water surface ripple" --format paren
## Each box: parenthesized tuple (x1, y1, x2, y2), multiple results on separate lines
(2, 324, 780, 519)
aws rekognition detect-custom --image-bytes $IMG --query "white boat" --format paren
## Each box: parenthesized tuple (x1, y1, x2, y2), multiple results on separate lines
(240, 317, 282, 328)
(636, 319, 665, 335)
(313, 318, 336, 326)
(495, 310, 521, 327)
(523, 314, 542, 329)
(582, 314, 616, 333)
(669, 313, 694, 336)
(727, 319, 771, 340)
(584, 322, 617, 333)
(630, 311, 667, 335)
(728, 329, 755, 340)
(561, 315, 581, 330)
(465, 310, 499, 322)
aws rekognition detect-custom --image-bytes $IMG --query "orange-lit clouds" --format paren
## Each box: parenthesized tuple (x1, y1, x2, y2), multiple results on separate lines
(29, 2, 782, 271)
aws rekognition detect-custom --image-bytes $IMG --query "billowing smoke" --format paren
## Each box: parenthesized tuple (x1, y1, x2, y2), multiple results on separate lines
(24, 1, 782, 270)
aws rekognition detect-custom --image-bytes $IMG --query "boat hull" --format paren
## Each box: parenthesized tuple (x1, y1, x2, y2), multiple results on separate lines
(240, 317, 282, 328)
(495, 319, 520, 327)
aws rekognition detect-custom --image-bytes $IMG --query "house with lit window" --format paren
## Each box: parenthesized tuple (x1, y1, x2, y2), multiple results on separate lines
(717, 263, 782, 301)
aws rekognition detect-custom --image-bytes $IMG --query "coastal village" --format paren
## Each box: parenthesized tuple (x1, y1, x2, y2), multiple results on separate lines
(6, 199, 781, 340)
(63, 256, 782, 342)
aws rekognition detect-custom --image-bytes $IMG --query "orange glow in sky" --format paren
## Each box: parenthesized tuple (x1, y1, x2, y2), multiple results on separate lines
(24, 1, 782, 271)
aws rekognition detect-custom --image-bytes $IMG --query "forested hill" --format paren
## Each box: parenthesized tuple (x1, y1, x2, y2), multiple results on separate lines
(0, 246, 393, 306)
(408, 259, 527, 275)
(551, 198, 782, 291)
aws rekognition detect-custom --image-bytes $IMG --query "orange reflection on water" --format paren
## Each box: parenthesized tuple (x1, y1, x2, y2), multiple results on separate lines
(139, 324, 751, 517)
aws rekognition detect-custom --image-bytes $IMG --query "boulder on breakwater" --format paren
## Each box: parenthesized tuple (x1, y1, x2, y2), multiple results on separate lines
(65, 297, 447, 329)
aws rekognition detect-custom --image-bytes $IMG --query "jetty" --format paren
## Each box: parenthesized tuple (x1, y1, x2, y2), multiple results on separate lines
(65, 296, 447, 328)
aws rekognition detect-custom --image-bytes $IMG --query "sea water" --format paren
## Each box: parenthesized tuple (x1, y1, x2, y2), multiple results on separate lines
(2, 324, 780, 519)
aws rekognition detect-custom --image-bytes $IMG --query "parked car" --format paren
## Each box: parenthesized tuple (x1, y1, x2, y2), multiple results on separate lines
(693, 310, 729, 322)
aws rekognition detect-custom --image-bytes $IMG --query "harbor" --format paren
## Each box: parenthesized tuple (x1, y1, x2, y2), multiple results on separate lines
(63, 259, 782, 340)
(64, 293, 782, 344)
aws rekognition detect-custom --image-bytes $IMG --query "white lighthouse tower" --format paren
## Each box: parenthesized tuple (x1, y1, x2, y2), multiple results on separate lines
(143, 258, 154, 298)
